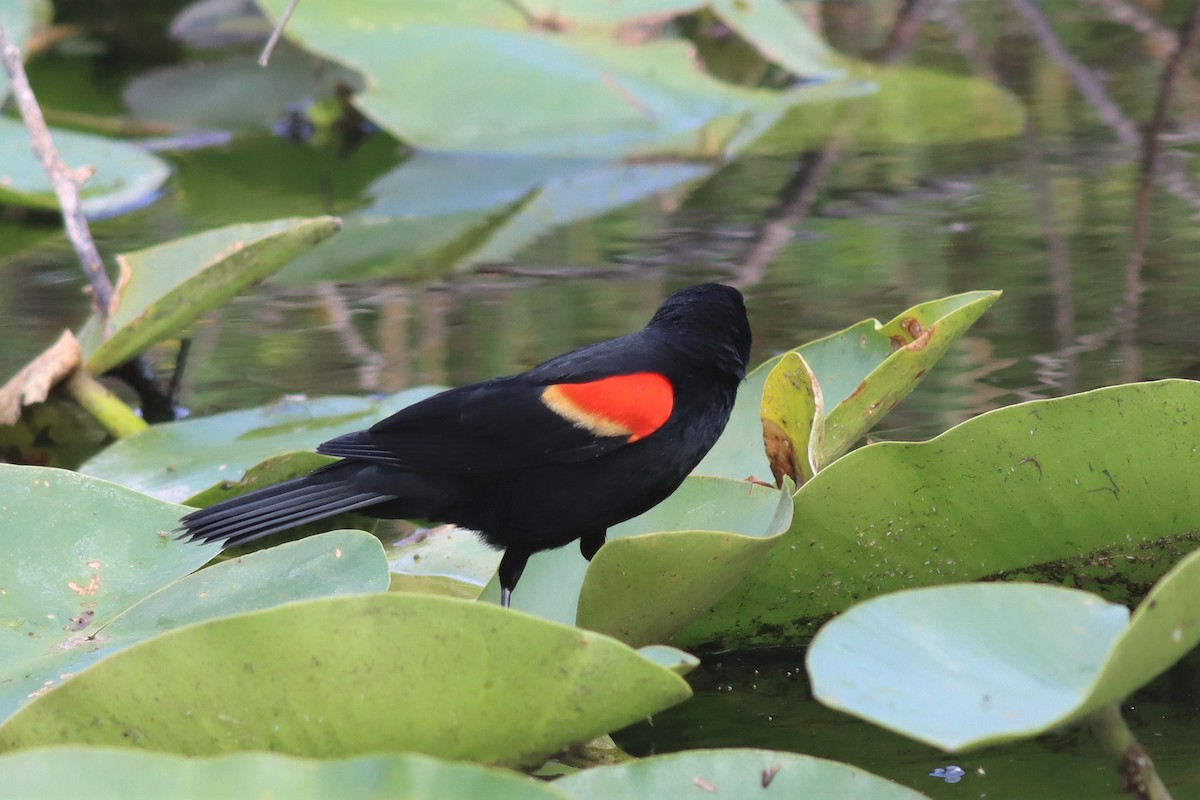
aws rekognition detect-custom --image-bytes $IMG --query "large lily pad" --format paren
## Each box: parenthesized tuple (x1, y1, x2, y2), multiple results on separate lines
(0, 594, 692, 766)
(0, 747, 573, 800)
(808, 539, 1200, 751)
(697, 290, 1000, 484)
(557, 748, 930, 799)
(76, 217, 342, 375)
(0, 118, 170, 219)
(124, 44, 362, 132)
(255, 0, 847, 157)
(680, 379, 1200, 648)
(0, 464, 388, 723)
(476, 476, 792, 646)
(80, 388, 440, 504)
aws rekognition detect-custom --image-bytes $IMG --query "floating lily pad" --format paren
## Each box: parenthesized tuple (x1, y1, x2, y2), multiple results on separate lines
(744, 66, 1026, 153)
(125, 44, 363, 132)
(76, 217, 341, 375)
(476, 476, 792, 647)
(0, 118, 169, 219)
(697, 290, 1000, 484)
(681, 379, 1200, 648)
(0, 594, 692, 766)
(254, 0, 847, 157)
(808, 539, 1200, 751)
(557, 748, 930, 799)
(0, 747, 573, 800)
(81, 388, 441, 504)
(0, 464, 387, 723)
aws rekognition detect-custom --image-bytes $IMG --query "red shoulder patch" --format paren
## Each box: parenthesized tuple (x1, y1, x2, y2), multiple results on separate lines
(541, 372, 674, 442)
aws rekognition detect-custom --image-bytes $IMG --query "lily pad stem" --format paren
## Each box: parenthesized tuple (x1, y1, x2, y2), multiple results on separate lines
(1087, 703, 1173, 800)
(64, 371, 148, 440)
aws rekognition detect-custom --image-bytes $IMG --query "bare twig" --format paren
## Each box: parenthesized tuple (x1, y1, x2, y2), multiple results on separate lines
(258, 0, 299, 66)
(0, 24, 113, 320)
(879, 0, 935, 65)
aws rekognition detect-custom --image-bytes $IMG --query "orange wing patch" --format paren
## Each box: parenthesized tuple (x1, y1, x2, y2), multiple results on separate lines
(541, 372, 673, 442)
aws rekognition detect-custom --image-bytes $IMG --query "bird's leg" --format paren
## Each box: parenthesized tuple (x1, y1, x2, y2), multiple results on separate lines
(498, 548, 531, 608)
(579, 530, 606, 561)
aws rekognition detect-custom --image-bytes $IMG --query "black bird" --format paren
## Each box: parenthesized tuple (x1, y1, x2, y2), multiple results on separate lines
(179, 283, 751, 607)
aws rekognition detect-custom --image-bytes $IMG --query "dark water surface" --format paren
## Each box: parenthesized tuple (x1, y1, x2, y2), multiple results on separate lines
(3, 2, 1200, 796)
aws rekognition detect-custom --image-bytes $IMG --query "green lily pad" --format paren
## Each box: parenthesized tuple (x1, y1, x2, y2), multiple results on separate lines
(0, 594, 692, 766)
(0, 747, 573, 800)
(387, 525, 498, 599)
(680, 379, 1200, 649)
(744, 66, 1026, 153)
(76, 217, 342, 375)
(476, 476, 792, 647)
(0, 464, 387, 723)
(124, 44, 363, 132)
(808, 539, 1200, 752)
(255, 0, 849, 157)
(556, 748, 930, 799)
(0, 118, 169, 218)
(697, 290, 1000, 484)
(80, 388, 440, 504)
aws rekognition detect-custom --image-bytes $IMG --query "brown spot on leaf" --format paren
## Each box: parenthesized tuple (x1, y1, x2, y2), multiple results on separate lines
(762, 762, 782, 787)
(904, 324, 934, 352)
(901, 317, 924, 339)
(888, 335, 906, 351)
(692, 775, 718, 793)
(848, 380, 867, 400)
(762, 419, 802, 489)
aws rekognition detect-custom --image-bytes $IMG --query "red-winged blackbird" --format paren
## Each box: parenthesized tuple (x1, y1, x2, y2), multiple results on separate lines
(179, 283, 751, 607)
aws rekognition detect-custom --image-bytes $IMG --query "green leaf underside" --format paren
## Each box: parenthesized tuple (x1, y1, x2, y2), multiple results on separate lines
(0, 594, 691, 766)
(680, 379, 1200, 649)
(809, 540, 1200, 752)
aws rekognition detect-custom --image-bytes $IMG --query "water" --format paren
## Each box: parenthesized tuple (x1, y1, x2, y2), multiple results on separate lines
(3, 2, 1200, 795)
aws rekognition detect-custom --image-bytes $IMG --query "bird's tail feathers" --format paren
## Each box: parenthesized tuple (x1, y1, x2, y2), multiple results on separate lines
(177, 466, 396, 550)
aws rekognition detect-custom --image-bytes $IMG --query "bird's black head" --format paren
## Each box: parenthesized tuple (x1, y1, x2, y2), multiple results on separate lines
(646, 284, 751, 380)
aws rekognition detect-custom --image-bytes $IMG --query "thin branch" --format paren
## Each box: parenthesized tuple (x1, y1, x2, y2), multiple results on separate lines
(0, 24, 113, 320)
(258, 0, 299, 66)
